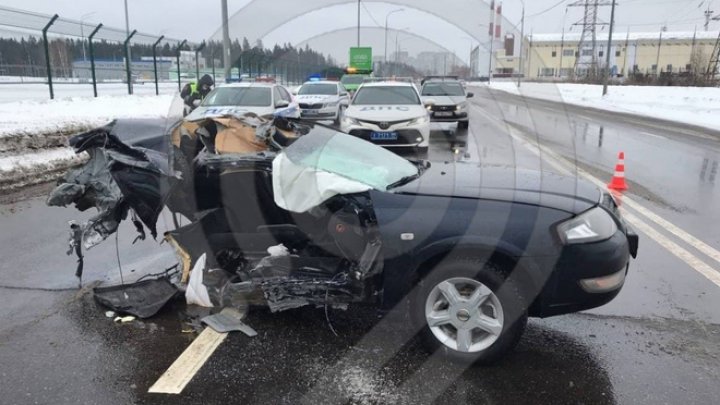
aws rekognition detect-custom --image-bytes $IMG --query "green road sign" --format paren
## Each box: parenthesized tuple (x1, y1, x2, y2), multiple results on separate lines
(349, 47, 373, 71)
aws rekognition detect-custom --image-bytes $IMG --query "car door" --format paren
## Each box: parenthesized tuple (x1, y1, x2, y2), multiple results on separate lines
(338, 84, 350, 107)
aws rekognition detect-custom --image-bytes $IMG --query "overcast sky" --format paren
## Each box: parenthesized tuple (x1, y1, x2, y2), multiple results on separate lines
(2, 0, 717, 62)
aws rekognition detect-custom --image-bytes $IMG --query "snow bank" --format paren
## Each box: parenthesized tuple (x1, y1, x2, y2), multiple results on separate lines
(0, 93, 177, 190)
(0, 94, 176, 138)
(0, 82, 180, 103)
(486, 82, 720, 132)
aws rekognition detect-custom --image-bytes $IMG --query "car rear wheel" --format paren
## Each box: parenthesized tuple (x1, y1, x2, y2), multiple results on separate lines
(412, 258, 527, 365)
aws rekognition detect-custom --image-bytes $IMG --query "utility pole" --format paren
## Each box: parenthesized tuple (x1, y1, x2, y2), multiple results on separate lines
(602, 0, 616, 96)
(517, 2, 525, 87)
(487, 1, 496, 82)
(221, 0, 231, 81)
(385, 9, 404, 76)
(357, 0, 361, 47)
(655, 28, 663, 76)
(124, 0, 131, 62)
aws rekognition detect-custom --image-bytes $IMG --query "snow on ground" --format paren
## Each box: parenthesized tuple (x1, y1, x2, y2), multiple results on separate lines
(0, 82, 180, 103)
(0, 91, 177, 190)
(0, 93, 176, 138)
(0, 148, 78, 173)
(485, 81, 720, 132)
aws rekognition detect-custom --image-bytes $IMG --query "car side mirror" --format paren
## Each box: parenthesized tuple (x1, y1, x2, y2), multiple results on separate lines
(275, 100, 290, 109)
(424, 98, 436, 109)
(467, 92, 474, 98)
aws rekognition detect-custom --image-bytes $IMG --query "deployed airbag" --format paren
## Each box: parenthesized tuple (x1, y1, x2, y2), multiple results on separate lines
(272, 152, 372, 213)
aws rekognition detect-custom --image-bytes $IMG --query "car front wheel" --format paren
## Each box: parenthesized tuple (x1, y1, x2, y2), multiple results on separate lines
(412, 258, 527, 365)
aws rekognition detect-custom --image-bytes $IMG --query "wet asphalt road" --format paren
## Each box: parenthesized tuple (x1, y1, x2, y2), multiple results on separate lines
(1, 86, 720, 404)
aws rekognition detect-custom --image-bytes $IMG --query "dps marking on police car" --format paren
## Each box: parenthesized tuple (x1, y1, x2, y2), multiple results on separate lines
(340, 81, 431, 153)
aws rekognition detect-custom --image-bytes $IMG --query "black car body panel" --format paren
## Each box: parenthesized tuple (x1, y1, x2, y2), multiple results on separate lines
(49, 117, 637, 320)
(393, 162, 600, 215)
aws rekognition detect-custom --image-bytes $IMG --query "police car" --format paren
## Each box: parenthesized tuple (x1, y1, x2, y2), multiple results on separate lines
(340, 81, 431, 153)
(296, 80, 350, 124)
(420, 77, 473, 129)
(185, 82, 299, 121)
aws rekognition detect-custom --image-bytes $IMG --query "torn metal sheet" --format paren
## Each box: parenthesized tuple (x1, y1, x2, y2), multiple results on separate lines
(93, 278, 178, 319)
(201, 308, 257, 336)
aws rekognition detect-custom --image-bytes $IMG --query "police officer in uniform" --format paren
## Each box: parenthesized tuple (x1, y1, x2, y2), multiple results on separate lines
(181, 74, 215, 115)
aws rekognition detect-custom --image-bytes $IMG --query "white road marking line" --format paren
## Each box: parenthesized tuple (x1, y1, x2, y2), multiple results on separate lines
(470, 104, 720, 284)
(504, 127, 720, 286)
(622, 212, 720, 288)
(148, 328, 227, 395)
(522, 130, 720, 267)
(640, 131, 665, 140)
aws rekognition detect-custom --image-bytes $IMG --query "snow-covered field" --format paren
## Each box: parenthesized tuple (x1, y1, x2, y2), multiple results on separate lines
(0, 82, 180, 103)
(484, 82, 720, 132)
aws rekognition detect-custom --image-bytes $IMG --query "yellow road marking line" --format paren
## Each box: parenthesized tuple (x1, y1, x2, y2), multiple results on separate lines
(148, 328, 227, 394)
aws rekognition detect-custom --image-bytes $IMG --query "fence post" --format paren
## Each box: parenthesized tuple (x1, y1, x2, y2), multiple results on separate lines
(195, 41, 206, 82)
(42, 14, 59, 100)
(177, 39, 187, 91)
(123, 29, 137, 95)
(152, 35, 165, 96)
(88, 23, 103, 98)
(211, 46, 216, 82)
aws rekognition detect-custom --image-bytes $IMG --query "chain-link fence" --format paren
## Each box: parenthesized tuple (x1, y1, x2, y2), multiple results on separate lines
(0, 6, 199, 100)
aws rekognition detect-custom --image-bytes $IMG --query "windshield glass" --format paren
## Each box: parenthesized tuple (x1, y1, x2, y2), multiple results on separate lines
(202, 87, 272, 107)
(352, 86, 421, 105)
(284, 127, 419, 190)
(298, 83, 337, 95)
(421, 82, 465, 96)
(341, 75, 365, 85)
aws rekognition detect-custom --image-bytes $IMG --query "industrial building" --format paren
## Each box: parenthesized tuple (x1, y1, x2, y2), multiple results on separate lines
(493, 31, 719, 79)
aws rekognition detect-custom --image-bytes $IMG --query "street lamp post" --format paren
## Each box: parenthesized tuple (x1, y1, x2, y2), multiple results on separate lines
(517, 1, 526, 87)
(79, 12, 96, 62)
(384, 8, 404, 76)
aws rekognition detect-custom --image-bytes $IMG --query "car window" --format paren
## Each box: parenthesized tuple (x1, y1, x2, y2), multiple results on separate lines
(202, 87, 272, 107)
(283, 126, 419, 190)
(341, 75, 365, 85)
(352, 86, 421, 105)
(273, 87, 283, 105)
(421, 82, 466, 96)
(298, 84, 338, 95)
(278, 86, 292, 102)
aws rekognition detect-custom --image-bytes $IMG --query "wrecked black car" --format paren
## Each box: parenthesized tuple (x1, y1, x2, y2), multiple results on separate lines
(48, 112, 638, 364)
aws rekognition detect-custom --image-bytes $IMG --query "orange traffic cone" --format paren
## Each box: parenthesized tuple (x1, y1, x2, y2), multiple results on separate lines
(608, 152, 629, 191)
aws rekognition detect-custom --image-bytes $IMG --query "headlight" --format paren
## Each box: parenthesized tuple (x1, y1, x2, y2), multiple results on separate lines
(557, 207, 618, 244)
(408, 115, 430, 126)
(342, 116, 360, 126)
(456, 102, 468, 111)
(324, 101, 339, 108)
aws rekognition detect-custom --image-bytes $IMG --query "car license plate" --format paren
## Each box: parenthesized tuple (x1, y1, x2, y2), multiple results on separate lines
(370, 131, 398, 141)
(303, 109, 319, 115)
(435, 112, 453, 117)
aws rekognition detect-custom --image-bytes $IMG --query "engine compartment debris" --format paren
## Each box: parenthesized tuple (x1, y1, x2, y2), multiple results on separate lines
(47, 110, 426, 325)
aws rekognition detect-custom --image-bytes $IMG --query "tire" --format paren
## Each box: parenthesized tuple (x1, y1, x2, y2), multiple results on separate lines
(411, 257, 527, 365)
(458, 121, 469, 130)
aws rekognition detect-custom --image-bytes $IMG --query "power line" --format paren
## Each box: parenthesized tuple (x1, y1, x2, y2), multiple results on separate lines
(527, 0, 566, 18)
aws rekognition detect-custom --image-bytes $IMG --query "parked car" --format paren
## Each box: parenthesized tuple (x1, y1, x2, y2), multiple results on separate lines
(296, 81, 350, 125)
(341, 81, 431, 154)
(49, 115, 638, 364)
(185, 82, 299, 121)
(420, 78, 473, 129)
